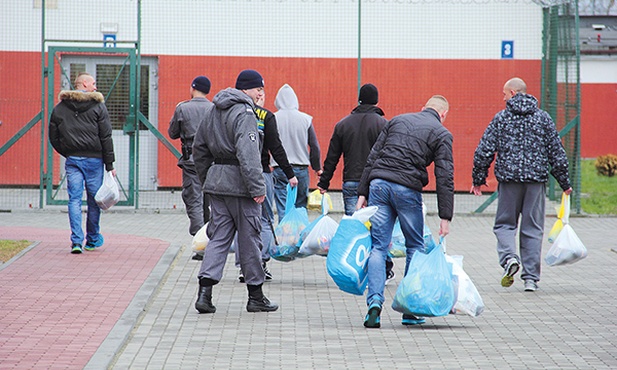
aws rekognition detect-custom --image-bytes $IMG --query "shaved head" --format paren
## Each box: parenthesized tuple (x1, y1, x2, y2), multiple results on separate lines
(424, 95, 449, 113)
(75, 72, 97, 92)
(504, 78, 527, 93)
(423, 95, 449, 122)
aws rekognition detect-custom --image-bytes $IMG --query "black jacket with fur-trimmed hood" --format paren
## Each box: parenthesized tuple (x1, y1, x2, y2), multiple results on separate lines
(49, 90, 115, 171)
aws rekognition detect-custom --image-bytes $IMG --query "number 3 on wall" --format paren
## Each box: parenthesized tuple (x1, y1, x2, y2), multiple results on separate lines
(502, 40, 514, 59)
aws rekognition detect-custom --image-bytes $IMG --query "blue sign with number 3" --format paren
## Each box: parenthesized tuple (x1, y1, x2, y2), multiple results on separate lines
(502, 40, 514, 59)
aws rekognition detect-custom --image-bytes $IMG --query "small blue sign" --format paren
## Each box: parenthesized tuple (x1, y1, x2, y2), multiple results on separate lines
(103, 34, 116, 48)
(501, 41, 514, 59)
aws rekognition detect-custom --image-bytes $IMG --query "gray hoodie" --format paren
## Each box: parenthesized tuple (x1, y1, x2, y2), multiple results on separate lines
(271, 84, 321, 171)
(193, 88, 265, 198)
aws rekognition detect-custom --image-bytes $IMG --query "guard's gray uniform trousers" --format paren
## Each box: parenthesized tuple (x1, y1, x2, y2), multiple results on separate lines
(181, 161, 210, 236)
(234, 172, 275, 267)
(198, 195, 265, 286)
(494, 182, 545, 282)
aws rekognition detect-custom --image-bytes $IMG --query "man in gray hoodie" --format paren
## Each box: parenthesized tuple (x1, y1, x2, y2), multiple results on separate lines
(271, 84, 322, 221)
(192, 69, 278, 314)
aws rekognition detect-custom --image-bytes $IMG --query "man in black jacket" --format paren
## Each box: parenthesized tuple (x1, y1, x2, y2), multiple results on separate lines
(318, 83, 394, 283)
(49, 72, 116, 254)
(357, 95, 454, 328)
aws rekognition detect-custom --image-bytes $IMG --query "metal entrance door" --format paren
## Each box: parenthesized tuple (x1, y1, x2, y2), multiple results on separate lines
(58, 55, 159, 191)
(45, 46, 160, 207)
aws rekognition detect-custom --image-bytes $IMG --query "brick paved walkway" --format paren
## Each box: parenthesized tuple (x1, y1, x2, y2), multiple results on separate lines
(1, 208, 616, 369)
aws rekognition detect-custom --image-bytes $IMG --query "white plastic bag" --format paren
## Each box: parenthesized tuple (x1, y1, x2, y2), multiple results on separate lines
(445, 254, 485, 317)
(192, 222, 210, 252)
(544, 224, 587, 266)
(95, 171, 120, 210)
(299, 195, 339, 256)
(299, 215, 339, 256)
(351, 206, 378, 224)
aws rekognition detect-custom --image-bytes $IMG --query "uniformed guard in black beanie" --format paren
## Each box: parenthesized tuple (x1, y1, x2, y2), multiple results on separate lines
(358, 83, 379, 105)
(235, 70, 265, 90)
(191, 76, 211, 94)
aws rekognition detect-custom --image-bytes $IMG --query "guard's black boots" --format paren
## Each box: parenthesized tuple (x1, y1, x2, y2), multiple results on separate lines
(246, 284, 278, 312)
(195, 285, 216, 314)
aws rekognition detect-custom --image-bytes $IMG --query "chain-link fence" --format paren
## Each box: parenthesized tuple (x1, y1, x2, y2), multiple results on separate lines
(0, 0, 582, 214)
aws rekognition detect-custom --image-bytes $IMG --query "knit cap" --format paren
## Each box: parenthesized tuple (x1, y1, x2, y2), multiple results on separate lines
(358, 83, 378, 105)
(191, 76, 211, 94)
(235, 70, 264, 90)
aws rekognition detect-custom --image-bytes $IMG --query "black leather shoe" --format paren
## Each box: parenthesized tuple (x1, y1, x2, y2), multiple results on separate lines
(195, 286, 216, 314)
(246, 296, 279, 312)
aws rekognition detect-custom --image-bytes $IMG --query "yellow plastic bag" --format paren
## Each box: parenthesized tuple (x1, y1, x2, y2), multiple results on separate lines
(548, 193, 570, 243)
(307, 189, 332, 211)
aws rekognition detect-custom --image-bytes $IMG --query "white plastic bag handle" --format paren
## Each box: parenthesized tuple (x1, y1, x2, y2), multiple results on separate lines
(562, 193, 571, 225)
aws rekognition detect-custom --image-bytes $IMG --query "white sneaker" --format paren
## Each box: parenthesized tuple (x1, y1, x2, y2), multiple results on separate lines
(524, 280, 538, 292)
(501, 258, 520, 287)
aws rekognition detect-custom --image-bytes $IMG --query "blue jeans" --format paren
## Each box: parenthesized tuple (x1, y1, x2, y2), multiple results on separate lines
(260, 172, 276, 261)
(342, 181, 359, 216)
(272, 166, 309, 222)
(366, 179, 424, 306)
(65, 156, 104, 246)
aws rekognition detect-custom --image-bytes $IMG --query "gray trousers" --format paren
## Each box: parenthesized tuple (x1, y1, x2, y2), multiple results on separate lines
(181, 161, 210, 236)
(198, 195, 265, 286)
(494, 182, 545, 282)
(235, 172, 274, 267)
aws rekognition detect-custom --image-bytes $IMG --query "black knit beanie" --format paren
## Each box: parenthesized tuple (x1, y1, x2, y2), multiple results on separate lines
(235, 70, 264, 90)
(358, 83, 378, 105)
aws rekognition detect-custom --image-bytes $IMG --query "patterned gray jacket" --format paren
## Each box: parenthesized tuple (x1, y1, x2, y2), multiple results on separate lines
(472, 93, 571, 191)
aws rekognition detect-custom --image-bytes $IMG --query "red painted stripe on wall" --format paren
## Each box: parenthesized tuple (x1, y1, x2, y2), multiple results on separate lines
(4, 52, 609, 191)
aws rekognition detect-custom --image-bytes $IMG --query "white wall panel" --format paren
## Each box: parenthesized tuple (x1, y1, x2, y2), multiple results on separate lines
(581, 57, 617, 83)
(2, 0, 543, 59)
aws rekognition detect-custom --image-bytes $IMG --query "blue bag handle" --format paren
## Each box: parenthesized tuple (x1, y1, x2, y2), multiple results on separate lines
(285, 184, 297, 213)
(321, 192, 328, 216)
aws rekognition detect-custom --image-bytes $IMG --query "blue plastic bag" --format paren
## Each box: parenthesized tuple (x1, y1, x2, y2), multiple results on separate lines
(388, 221, 437, 258)
(391, 239, 455, 317)
(271, 184, 309, 262)
(326, 208, 377, 295)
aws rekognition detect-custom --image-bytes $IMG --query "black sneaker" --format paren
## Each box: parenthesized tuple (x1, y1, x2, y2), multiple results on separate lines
(191, 252, 203, 261)
(385, 269, 396, 286)
(402, 314, 425, 325)
(247, 296, 279, 312)
(501, 258, 520, 288)
(70, 243, 83, 254)
(262, 262, 273, 280)
(363, 300, 382, 329)
(238, 268, 245, 283)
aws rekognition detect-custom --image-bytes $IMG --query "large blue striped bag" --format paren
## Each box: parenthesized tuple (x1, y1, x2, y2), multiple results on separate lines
(326, 207, 377, 295)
